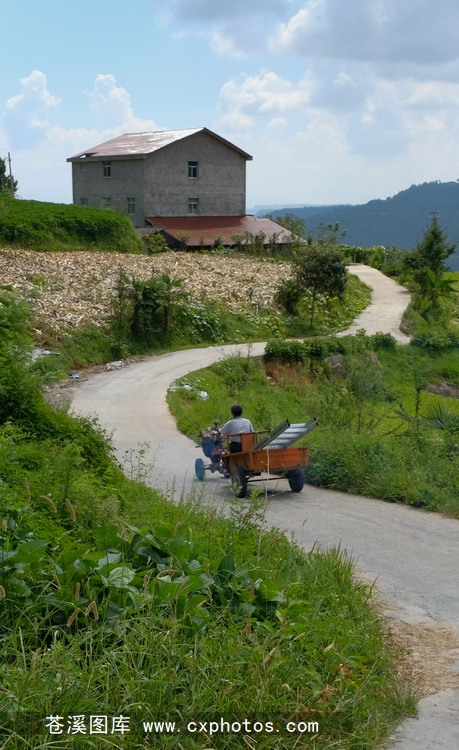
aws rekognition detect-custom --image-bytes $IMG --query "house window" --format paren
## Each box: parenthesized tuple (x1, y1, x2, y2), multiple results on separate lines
(188, 198, 199, 215)
(80, 197, 88, 206)
(103, 161, 111, 178)
(188, 161, 198, 179)
(102, 197, 112, 208)
(127, 197, 136, 215)
(80, 163, 86, 172)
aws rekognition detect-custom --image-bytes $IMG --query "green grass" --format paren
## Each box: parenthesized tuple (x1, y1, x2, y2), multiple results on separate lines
(168, 343, 459, 516)
(29, 271, 371, 382)
(0, 285, 415, 748)
(0, 195, 142, 253)
(0, 426, 414, 748)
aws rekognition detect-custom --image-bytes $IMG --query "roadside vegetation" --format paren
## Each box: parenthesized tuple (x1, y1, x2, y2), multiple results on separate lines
(0, 286, 414, 747)
(0, 194, 142, 253)
(0, 196, 369, 374)
(169, 296, 459, 517)
(28, 262, 370, 380)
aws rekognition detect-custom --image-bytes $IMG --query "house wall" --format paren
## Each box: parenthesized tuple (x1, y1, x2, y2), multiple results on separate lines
(70, 130, 248, 224)
(143, 131, 247, 217)
(71, 158, 145, 226)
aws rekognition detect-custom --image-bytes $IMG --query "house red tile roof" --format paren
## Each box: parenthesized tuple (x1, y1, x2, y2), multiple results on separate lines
(146, 215, 293, 246)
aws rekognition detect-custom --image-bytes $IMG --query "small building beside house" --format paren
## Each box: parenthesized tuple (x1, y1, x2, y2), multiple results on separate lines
(67, 127, 293, 249)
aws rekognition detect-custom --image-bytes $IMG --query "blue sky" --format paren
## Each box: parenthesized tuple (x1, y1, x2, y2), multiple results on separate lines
(2, 0, 459, 209)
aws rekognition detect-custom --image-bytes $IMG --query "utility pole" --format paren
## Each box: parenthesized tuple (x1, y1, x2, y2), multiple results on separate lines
(7, 152, 14, 198)
(428, 210, 439, 225)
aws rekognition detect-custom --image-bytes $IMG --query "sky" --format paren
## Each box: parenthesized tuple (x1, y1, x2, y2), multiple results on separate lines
(2, 0, 459, 209)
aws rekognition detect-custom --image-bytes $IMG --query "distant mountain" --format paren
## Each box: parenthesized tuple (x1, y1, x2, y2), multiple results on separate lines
(248, 203, 314, 213)
(259, 181, 459, 271)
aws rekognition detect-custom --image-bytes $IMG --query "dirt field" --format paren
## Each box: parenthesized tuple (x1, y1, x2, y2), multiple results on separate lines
(0, 248, 291, 333)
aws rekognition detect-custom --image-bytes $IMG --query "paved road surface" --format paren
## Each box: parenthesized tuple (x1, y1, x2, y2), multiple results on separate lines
(70, 266, 459, 748)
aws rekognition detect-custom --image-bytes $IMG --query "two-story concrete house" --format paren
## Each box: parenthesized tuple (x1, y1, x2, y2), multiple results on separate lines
(67, 127, 292, 249)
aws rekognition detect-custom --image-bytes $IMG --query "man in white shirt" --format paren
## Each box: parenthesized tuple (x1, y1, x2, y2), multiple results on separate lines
(218, 404, 254, 453)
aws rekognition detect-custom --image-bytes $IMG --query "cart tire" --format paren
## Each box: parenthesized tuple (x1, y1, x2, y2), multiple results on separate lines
(195, 458, 205, 481)
(231, 466, 248, 498)
(288, 469, 305, 493)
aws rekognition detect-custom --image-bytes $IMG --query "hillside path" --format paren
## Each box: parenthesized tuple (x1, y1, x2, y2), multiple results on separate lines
(339, 263, 411, 343)
(70, 266, 459, 748)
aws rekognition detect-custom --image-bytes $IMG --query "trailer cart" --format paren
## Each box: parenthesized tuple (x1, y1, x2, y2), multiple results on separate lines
(195, 418, 318, 497)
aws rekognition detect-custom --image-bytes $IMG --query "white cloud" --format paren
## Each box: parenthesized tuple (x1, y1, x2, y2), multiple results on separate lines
(272, 0, 459, 66)
(2, 72, 160, 202)
(88, 74, 157, 132)
(267, 117, 288, 132)
(3, 72, 159, 155)
(217, 70, 311, 130)
(210, 30, 245, 59)
(160, 0, 292, 56)
(5, 71, 60, 148)
(7, 70, 60, 112)
(218, 58, 459, 208)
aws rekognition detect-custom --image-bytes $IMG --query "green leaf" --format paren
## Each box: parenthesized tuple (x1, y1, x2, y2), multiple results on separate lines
(106, 566, 135, 588)
(218, 555, 235, 573)
(98, 552, 122, 568)
(0, 549, 17, 563)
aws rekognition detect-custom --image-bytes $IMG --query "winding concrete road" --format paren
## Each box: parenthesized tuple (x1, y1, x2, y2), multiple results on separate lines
(70, 266, 459, 748)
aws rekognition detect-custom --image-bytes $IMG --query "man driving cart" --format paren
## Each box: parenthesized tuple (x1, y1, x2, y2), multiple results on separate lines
(195, 407, 317, 498)
(217, 403, 254, 454)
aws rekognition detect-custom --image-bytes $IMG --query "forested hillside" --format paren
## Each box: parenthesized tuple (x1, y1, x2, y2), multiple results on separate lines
(262, 181, 459, 270)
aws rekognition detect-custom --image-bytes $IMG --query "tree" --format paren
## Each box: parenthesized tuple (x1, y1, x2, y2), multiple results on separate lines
(266, 212, 306, 240)
(295, 246, 348, 325)
(402, 218, 456, 286)
(265, 212, 305, 256)
(0, 156, 18, 196)
(307, 221, 347, 246)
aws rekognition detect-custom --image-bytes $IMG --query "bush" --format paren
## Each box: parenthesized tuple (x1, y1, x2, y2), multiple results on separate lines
(383, 262, 403, 277)
(274, 279, 303, 315)
(264, 333, 394, 365)
(410, 331, 459, 350)
(0, 195, 142, 253)
(174, 302, 223, 344)
(144, 233, 169, 254)
(371, 331, 396, 349)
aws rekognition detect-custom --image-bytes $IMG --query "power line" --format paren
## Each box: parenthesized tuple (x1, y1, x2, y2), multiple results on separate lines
(0, 148, 66, 164)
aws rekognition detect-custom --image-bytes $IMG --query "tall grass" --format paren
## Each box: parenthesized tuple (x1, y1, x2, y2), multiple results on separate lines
(1, 474, 414, 749)
(0, 283, 415, 748)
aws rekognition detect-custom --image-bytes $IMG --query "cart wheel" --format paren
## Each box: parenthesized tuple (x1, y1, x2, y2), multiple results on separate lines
(231, 466, 248, 498)
(195, 458, 205, 481)
(288, 469, 305, 492)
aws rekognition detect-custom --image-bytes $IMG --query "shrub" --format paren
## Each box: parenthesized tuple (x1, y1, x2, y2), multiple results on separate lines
(144, 233, 169, 254)
(410, 331, 459, 350)
(274, 279, 303, 315)
(383, 262, 403, 277)
(0, 195, 142, 253)
(264, 337, 345, 364)
(264, 332, 395, 365)
(371, 332, 396, 349)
